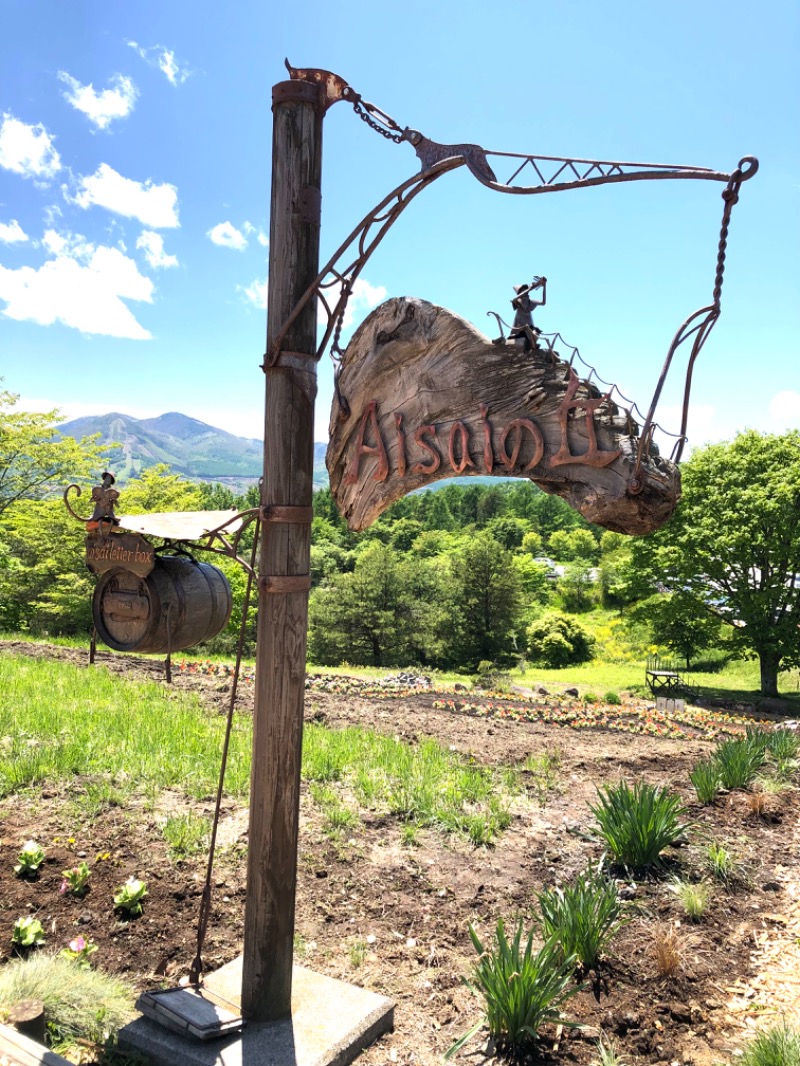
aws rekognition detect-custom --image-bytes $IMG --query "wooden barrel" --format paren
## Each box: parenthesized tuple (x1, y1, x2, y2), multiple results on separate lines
(92, 556, 232, 654)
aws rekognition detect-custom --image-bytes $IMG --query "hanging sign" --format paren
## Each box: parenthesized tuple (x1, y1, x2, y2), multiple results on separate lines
(85, 531, 155, 577)
(327, 297, 680, 535)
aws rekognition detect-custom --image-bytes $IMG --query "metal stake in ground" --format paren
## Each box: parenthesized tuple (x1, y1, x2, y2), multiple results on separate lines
(241, 76, 323, 1020)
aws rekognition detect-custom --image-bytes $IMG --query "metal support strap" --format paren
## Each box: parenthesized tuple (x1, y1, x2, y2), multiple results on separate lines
(261, 505, 313, 524)
(260, 575, 312, 594)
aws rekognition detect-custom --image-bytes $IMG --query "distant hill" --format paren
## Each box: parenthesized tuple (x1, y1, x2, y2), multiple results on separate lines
(59, 411, 329, 491)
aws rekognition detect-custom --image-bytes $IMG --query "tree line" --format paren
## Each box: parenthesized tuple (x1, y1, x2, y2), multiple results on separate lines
(1, 385, 798, 695)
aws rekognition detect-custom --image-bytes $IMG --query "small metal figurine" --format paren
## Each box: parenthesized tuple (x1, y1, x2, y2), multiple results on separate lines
(489, 276, 547, 350)
(87, 472, 120, 530)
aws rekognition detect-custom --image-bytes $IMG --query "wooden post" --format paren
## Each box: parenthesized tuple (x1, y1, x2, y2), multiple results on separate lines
(241, 78, 322, 1020)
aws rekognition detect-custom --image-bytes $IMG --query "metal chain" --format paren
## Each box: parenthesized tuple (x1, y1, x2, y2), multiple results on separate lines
(711, 170, 743, 310)
(352, 99, 404, 143)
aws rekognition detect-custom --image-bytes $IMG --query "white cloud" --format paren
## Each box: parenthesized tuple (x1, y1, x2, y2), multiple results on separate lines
(73, 163, 179, 228)
(0, 219, 28, 243)
(208, 221, 247, 250)
(0, 230, 154, 339)
(127, 41, 191, 85)
(136, 230, 178, 269)
(242, 276, 267, 309)
(769, 390, 800, 430)
(243, 221, 268, 247)
(0, 113, 61, 180)
(58, 72, 138, 129)
(340, 278, 388, 329)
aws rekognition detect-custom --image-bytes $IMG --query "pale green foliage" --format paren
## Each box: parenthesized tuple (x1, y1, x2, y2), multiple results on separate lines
(117, 463, 204, 513)
(11, 917, 45, 947)
(113, 876, 148, 916)
(671, 879, 711, 920)
(0, 498, 94, 633)
(0, 386, 107, 515)
(0, 953, 133, 1046)
(14, 839, 44, 875)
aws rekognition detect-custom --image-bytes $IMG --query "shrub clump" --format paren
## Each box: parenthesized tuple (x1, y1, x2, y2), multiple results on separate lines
(589, 780, 691, 873)
(526, 613, 594, 668)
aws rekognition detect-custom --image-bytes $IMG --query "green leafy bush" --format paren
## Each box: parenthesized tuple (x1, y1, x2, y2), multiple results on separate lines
(536, 864, 630, 970)
(589, 780, 690, 872)
(446, 918, 580, 1058)
(526, 613, 594, 668)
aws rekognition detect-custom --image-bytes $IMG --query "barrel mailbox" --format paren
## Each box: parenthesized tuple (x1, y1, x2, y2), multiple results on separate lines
(92, 555, 232, 654)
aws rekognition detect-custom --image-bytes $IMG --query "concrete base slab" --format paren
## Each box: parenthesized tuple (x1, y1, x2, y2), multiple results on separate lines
(118, 956, 394, 1066)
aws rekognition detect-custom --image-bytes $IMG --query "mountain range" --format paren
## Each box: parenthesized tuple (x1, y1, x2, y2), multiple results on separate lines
(58, 411, 329, 492)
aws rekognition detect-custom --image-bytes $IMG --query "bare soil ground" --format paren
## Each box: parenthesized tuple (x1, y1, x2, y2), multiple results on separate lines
(1, 640, 799, 1065)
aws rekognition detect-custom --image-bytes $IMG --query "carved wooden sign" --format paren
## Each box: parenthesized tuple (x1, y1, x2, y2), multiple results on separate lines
(327, 298, 681, 535)
(85, 531, 155, 577)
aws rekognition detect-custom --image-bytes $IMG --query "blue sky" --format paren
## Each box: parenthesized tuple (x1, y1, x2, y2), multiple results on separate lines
(1, 0, 798, 450)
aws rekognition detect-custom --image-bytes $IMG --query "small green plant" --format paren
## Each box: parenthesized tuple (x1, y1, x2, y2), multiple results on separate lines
(671, 879, 711, 920)
(399, 823, 419, 846)
(595, 1032, 627, 1066)
(589, 780, 691, 872)
(445, 918, 580, 1059)
(536, 863, 631, 970)
(14, 840, 45, 876)
(739, 1021, 800, 1066)
(59, 861, 91, 896)
(582, 692, 598, 704)
(689, 758, 721, 804)
(161, 813, 210, 861)
(523, 750, 561, 806)
(11, 917, 45, 949)
(113, 877, 148, 917)
(58, 935, 98, 969)
(348, 937, 368, 969)
(603, 691, 621, 706)
(713, 736, 766, 790)
(705, 842, 750, 889)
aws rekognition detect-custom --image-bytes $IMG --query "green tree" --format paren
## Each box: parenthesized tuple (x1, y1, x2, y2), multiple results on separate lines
(629, 430, 800, 696)
(450, 533, 523, 666)
(308, 543, 452, 667)
(630, 592, 719, 669)
(0, 387, 107, 515)
(0, 499, 93, 634)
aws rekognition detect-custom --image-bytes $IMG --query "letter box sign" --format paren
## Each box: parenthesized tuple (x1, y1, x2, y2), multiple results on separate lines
(326, 298, 680, 537)
(85, 531, 155, 578)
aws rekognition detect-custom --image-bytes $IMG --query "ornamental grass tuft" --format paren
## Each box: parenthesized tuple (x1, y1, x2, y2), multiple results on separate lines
(0, 953, 133, 1048)
(445, 918, 580, 1059)
(536, 863, 631, 970)
(589, 780, 690, 873)
(739, 1021, 800, 1066)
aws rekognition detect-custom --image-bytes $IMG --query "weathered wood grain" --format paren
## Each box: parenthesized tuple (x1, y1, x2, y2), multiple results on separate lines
(242, 78, 322, 1022)
(328, 297, 680, 535)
